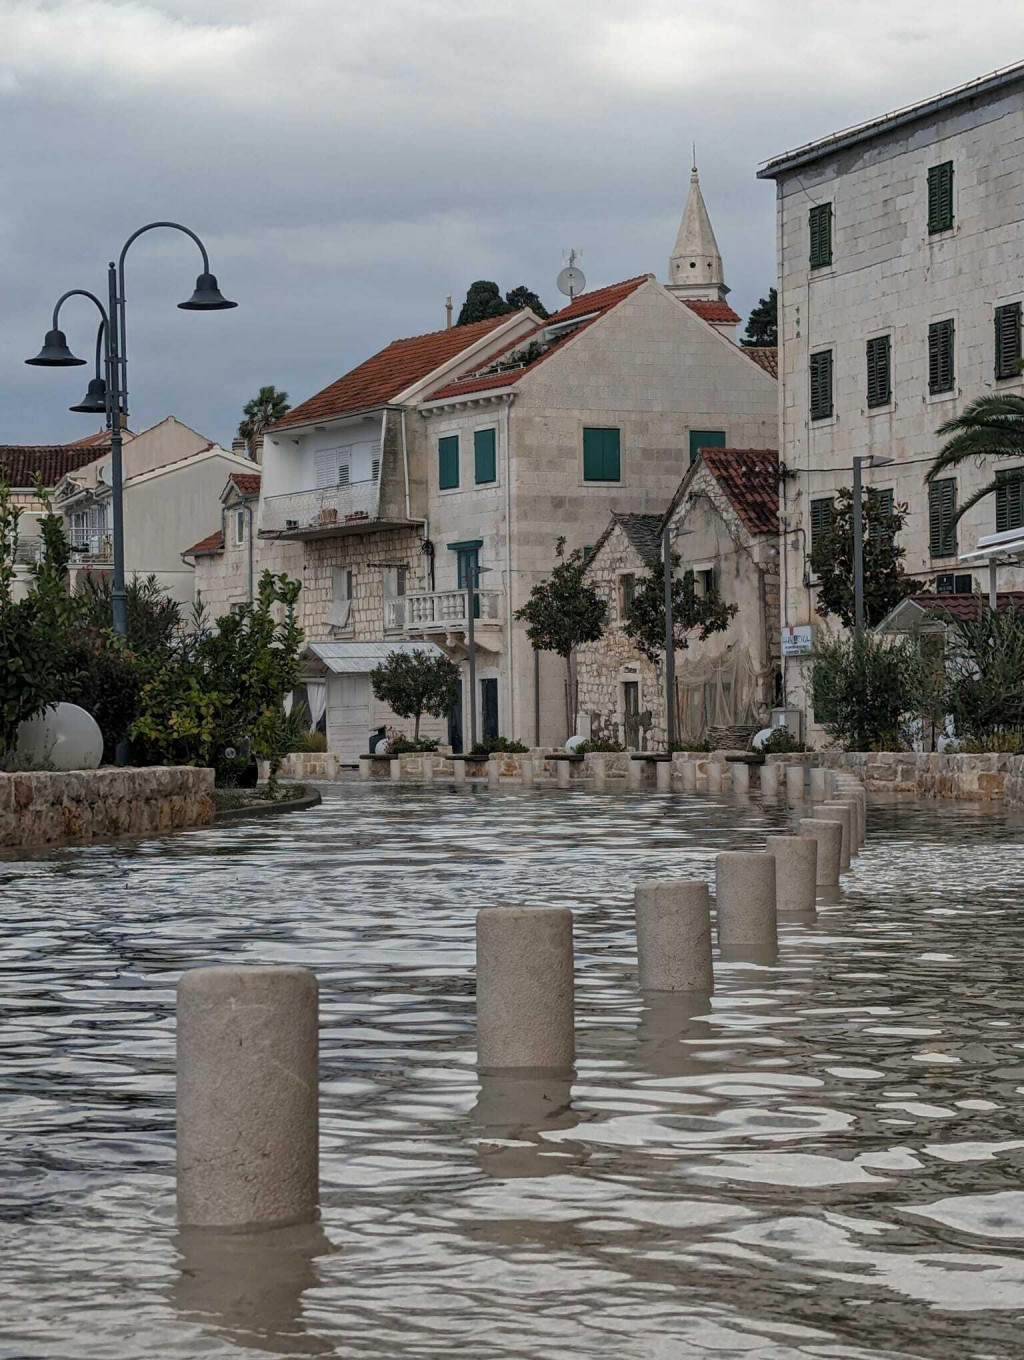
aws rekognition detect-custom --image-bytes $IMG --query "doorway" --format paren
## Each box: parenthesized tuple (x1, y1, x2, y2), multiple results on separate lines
(481, 678, 499, 743)
(623, 681, 640, 749)
(448, 690, 464, 754)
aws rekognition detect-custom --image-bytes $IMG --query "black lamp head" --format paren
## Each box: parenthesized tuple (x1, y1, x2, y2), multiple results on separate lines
(25, 328, 87, 367)
(178, 272, 237, 311)
(69, 376, 108, 414)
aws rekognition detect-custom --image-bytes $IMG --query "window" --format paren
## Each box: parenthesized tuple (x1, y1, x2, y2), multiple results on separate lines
(696, 567, 715, 597)
(314, 447, 351, 488)
(438, 435, 459, 490)
(810, 350, 833, 420)
(455, 544, 481, 619)
(928, 478, 957, 557)
(689, 430, 726, 465)
(583, 427, 621, 482)
(927, 161, 954, 234)
(328, 567, 353, 628)
(474, 428, 497, 484)
(867, 487, 894, 543)
(810, 497, 834, 544)
(619, 573, 636, 614)
(928, 319, 955, 394)
(582, 544, 594, 562)
(995, 303, 1022, 380)
(866, 335, 891, 408)
(996, 466, 1024, 533)
(809, 203, 833, 268)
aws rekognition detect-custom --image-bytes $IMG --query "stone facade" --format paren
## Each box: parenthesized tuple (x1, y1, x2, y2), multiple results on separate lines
(766, 750, 1012, 802)
(760, 68, 1024, 742)
(0, 766, 214, 849)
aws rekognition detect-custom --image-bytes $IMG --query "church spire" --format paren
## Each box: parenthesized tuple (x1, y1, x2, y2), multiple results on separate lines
(667, 160, 728, 301)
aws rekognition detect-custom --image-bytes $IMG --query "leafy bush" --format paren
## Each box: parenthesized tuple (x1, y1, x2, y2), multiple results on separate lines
(956, 732, 1024, 754)
(624, 562, 736, 663)
(809, 488, 920, 628)
(759, 727, 807, 754)
(290, 728, 327, 753)
(370, 650, 460, 741)
(811, 631, 923, 751)
(471, 736, 528, 754)
(669, 738, 711, 752)
(390, 735, 440, 753)
(944, 606, 1024, 744)
(575, 738, 624, 753)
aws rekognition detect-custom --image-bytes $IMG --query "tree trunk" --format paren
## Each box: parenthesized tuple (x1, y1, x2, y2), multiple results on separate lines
(564, 655, 573, 742)
(414, 710, 421, 741)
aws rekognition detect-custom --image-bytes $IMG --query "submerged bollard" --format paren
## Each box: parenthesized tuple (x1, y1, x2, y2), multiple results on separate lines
(177, 965, 319, 1230)
(799, 817, 843, 886)
(634, 880, 714, 993)
(521, 756, 535, 788)
(785, 764, 805, 804)
(765, 835, 817, 913)
(732, 762, 750, 795)
(715, 852, 778, 949)
(476, 906, 574, 1071)
(557, 759, 571, 790)
(707, 762, 723, 794)
(759, 763, 779, 799)
(627, 759, 644, 791)
(390, 757, 401, 782)
(656, 759, 672, 792)
(454, 759, 467, 786)
(422, 755, 434, 783)
(818, 802, 853, 869)
(809, 767, 831, 803)
(488, 756, 501, 789)
(839, 796, 863, 851)
(680, 759, 697, 792)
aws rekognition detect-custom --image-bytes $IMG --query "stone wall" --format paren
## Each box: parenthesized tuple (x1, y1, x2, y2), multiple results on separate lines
(0, 766, 215, 849)
(1005, 757, 1024, 810)
(766, 751, 1011, 801)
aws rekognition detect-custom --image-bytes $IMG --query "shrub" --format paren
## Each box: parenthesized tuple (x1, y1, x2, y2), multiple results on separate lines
(471, 736, 528, 755)
(811, 631, 923, 751)
(759, 727, 807, 754)
(669, 738, 711, 753)
(291, 728, 327, 753)
(944, 606, 1024, 744)
(390, 735, 440, 753)
(956, 732, 1024, 754)
(575, 738, 625, 753)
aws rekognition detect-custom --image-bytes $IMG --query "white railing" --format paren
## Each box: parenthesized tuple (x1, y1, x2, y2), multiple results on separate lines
(69, 534, 112, 562)
(399, 588, 503, 634)
(262, 480, 379, 535)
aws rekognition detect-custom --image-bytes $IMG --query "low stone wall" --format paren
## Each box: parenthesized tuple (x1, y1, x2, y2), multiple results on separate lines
(1006, 757, 1024, 810)
(1, 766, 215, 849)
(766, 751, 1012, 802)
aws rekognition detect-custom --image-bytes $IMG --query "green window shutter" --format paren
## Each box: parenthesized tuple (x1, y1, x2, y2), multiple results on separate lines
(868, 487, 894, 542)
(438, 435, 459, 490)
(473, 428, 496, 484)
(928, 478, 957, 557)
(996, 467, 1024, 533)
(809, 203, 833, 268)
(583, 427, 621, 482)
(928, 162, 954, 233)
(928, 319, 955, 394)
(810, 350, 833, 420)
(995, 303, 1022, 380)
(810, 497, 834, 544)
(688, 429, 726, 465)
(866, 335, 891, 408)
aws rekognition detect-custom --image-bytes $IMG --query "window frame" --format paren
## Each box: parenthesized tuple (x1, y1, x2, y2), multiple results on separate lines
(618, 572, 636, 617)
(865, 334, 892, 409)
(995, 302, 1023, 381)
(928, 477, 958, 558)
(927, 161, 955, 235)
(688, 429, 726, 466)
(438, 434, 460, 491)
(809, 496, 834, 546)
(234, 508, 246, 546)
(582, 426, 621, 483)
(809, 202, 833, 269)
(996, 466, 1024, 534)
(928, 318, 955, 395)
(473, 427, 497, 485)
(867, 487, 894, 544)
(809, 349, 834, 421)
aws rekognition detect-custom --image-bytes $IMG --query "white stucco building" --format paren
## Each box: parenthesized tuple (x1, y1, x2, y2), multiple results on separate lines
(758, 61, 1024, 739)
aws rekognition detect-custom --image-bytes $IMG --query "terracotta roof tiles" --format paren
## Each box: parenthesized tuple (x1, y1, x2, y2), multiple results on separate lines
(743, 346, 778, 378)
(701, 447, 779, 536)
(182, 529, 225, 557)
(229, 472, 261, 496)
(0, 445, 104, 489)
(909, 591, 1024, 622)
(683, 299, 742, 324)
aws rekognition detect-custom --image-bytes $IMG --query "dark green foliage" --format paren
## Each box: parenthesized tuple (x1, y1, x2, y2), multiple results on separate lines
(669, 738, 711, 752)
(471, 736, 528, 754)
(623, 560, 736, 664)
(811, 632, 924, 751)
(741, 288, 777, 347)
(575, 738, 624, 753)
(759, 727, 806, 754)
(927, 394, 1024, 526)
(809, 488, 919, 629)
(389, 735, 441, 753)
(238, 385, 291, 457)
(370, 650, 461, 741)
(457, 281, 549, 326)
(72, 574, 181, 656)
(944, 605, 1024, 743)
(504, 286, 549, 319)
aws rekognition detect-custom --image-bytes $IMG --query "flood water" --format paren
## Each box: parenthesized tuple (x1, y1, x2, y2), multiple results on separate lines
(3, 785, 1024, 1359)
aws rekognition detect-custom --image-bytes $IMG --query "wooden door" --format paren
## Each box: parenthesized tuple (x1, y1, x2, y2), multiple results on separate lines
(326, 675, 371, 761)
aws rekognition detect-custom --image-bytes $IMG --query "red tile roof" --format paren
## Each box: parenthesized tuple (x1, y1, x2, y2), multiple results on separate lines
(0, 445, 104, 489)
(182, 529, 224, 557)
(426, 276, 652, 401)
(909, 591, 1024, 622)
(683, 299, 742, 324)
(702, 447, 779, 535)
(65, 430, 114, 448)
(271, 314, 515, 430)
(743, 346, 778, 378)
(229, 472, 261, 496)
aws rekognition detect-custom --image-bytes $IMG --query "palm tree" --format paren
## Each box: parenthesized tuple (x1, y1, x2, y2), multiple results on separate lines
(927, 393, 1024, 524)
(237, 385, 291, 459)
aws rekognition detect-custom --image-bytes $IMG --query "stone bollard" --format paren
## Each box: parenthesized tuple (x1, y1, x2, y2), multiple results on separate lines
(324, 753, 339, 781)
(454, 759, 467, 786)
(656, 759, 672, 792)
(706, 762, 722, 794)
(841, 788, 867, 844)
(628, 758, 644, 791)
(521, 757, 534, 789)
(818, 803, 853, 869)
(390, 757, 401, 782)
(839, 796, 863, 851)
(715, 852, 778, 949)
(680, 759, 697, 792)
(809, 767, 831, 803)
(557, 759, 571, 790)
(765, 835, 818, 913)
(476, 906, 574, 1070)
(759, 762, 779, 799)
(177, 965, 319, 1230)
(359, 757, 371, 782)
(799, 817, 843, 886)
(731, 762, 750, 795)
(422, 755, 434, 783)
(786, 764, 805, 804)
(591, 755, 607, 791)
(488, 756, 501, 789)
(634, 880, 714, 993)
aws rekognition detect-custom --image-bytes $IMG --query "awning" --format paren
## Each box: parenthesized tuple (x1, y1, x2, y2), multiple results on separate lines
(303, 640, 447, 675)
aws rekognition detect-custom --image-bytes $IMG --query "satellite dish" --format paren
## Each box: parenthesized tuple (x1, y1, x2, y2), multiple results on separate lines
(556, 265, 586, 300)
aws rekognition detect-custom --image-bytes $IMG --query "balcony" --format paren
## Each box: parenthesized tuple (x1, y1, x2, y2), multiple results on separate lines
(387, 589, 505, 649)
(261, 478, 413, 540)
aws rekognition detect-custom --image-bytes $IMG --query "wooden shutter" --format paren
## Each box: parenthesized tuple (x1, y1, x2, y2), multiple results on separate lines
(809, 203, 832, 268)
(474, 428, 497, 484)
(996, 467, 1024, 533)
(583, 427, 620, 481)
(810, 350, 833, 420)
(995, 303, 1022, 380)
(438, 435, 459, 489)
(866, 335, 891, 408)
(868, 487, 894, 542)
(928, 162, 954, 233)
(928, 478, 957, 556)
(810, 497, 833, 543)
(928, 319, 955, 394)
(315, 448, 338, 488)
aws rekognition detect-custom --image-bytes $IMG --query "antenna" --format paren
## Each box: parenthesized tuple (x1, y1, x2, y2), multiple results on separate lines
(556, 248, 586, 301)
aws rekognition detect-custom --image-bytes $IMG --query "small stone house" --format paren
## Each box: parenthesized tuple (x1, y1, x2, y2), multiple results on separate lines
(577, 448, 781, 749)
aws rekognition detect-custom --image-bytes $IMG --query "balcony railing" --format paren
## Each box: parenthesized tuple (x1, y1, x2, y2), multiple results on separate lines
(389, 588, 504, 635)
(262, 480, 380, 537)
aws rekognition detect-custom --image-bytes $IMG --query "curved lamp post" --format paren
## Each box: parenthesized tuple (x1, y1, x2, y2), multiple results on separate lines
(26, 222, 236, 637)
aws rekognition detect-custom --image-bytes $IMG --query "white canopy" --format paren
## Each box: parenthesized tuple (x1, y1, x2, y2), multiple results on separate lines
(303, 640, 446, 675)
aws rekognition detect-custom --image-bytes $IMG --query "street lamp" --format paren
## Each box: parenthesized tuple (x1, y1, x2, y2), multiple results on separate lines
(465, 564, 491, 752)
(851, 454, 894, 631)
(25, 221, 236, 638)
(663, 522, 694, 751)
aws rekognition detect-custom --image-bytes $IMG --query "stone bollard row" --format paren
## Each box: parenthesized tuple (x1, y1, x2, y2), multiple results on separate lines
(765, 835, 817, 913)
(476, 906, 575, 1071)
(715, 852, 778, 950)
(818, 802, 853, 868)
(785, 764, 805, 804)
(759, 763, 779, 799)
(634, 881, 713, 992)
(799, 817, 843, 885)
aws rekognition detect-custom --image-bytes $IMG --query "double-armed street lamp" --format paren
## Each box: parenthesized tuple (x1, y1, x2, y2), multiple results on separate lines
(851, 453, 895, 632)
(25, 222, 236, 637)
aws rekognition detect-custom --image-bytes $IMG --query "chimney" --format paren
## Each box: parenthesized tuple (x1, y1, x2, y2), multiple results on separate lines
(232, 437, 248, 457)
(445, 295, 453, 330)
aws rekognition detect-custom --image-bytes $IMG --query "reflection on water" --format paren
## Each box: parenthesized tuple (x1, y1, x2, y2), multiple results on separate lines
(2, 785, 1024, 1357)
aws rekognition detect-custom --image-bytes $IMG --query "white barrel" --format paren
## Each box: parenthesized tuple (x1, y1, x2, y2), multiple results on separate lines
(476, 906, 575, 1070)
(634, 880, 714, 993)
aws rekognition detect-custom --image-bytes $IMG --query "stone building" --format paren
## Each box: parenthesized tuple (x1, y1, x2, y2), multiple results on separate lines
(757, 60, 1024, 741)
(577, 448, 781, 749)
(181, 470, 280, 616)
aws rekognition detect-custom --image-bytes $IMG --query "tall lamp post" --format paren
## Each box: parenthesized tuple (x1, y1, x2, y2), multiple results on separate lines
(662, 522, 693, 751)
(851, 454, 894, 632)
(465, 564, 490, 751)
(25, 222, 236, 638)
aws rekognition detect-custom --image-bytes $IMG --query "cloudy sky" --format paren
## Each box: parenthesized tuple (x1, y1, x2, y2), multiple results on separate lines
(2, 0, 1023, 447)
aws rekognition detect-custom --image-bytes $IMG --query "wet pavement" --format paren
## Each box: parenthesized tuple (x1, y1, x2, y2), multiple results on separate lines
(2, 784, 1024, 1358)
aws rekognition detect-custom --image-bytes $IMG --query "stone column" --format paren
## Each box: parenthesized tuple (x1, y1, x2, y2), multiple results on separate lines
(765, 834, 817, 913)
(488, 756, 501, 789)
(422, 756, 434, 783)
(557, 759, 571, 789)
(715, 852, 778, 949)
(324, 753, 339, 781)
(799, 817, 843, 886)
(707, 763, 723, 794)
(627, 758, 643, 791)
(838, 796, 863, 851)
(785, 764, 805, 804)
(177, 965, 319, 1230)
(732, 762, 750, 794)
(453, 759, 466, 786)
(390, 757, 401, 782)
(759, 763, 779, 799)
(809, 767, 831, 803)
(680, 759, 697, 792)
(476, 906, 574, 1070)
(521, 757, 534, 788)
(358, 757, 370, 782)
(656, 759, 672, 792)
(818, 802, 853, 868)
(591, 755, 607, 791)
(634, 880, 714, 993)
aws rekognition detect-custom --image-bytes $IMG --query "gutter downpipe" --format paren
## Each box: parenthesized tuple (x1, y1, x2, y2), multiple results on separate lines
(378, 409, 388, 519)
(247, 500, 255, 602)
(400, 408, 411, 522)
